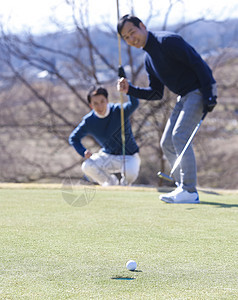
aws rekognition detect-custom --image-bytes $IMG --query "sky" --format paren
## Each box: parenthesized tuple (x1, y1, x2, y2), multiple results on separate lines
(1, 0, 238, 34)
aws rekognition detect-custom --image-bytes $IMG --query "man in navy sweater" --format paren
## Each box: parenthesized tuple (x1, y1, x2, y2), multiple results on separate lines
(117, 15, 217, 203)
(69, 86, 140, 186)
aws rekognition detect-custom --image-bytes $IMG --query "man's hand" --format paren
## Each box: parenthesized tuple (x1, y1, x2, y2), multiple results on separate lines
(117, 77, 129, 94)
(203, 96, 217, 113)
(84, 150, 92, 159)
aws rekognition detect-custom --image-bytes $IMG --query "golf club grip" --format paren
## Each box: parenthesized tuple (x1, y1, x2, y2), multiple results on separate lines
(118, 65, 126, 78)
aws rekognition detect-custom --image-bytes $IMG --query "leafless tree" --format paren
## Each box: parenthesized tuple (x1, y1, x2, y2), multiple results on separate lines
(0, 0, 237, 188)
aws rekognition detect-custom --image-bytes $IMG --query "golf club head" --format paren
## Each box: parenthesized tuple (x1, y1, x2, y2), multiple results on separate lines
(157, 172, 174, 182)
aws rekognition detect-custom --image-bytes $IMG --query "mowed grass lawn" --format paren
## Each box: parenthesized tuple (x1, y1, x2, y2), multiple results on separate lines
(0, 184, 237, 299)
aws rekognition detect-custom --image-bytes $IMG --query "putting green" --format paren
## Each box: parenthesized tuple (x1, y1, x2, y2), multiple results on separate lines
(0, 184, 237, 299)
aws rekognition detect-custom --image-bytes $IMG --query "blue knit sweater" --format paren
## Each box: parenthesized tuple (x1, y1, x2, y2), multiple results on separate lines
(128, 31, 216, 100)
(69, 95, 139, 157)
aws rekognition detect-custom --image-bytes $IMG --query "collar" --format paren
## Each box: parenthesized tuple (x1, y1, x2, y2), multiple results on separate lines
(94, 103, 110, 118)
(143, 31, 154, 52)
(142, 31, 150, 50)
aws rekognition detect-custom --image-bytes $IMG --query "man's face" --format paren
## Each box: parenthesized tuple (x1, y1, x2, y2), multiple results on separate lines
(90, 94, 109, 116)
(121, 21, 148, 48)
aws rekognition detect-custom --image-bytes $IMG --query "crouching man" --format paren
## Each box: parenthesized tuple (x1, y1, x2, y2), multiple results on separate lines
(69, 86, 140, 186)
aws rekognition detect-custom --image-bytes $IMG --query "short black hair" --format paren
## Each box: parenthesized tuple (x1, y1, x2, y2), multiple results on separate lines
(117, 14, 142, 36)
(87, 86, 108, 103)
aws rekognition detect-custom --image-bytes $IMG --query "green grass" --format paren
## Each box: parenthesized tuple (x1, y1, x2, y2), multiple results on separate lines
(0, 185, 237, 299)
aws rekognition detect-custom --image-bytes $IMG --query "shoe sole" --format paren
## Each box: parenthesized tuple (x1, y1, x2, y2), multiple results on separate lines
(160, 198, 200, 204)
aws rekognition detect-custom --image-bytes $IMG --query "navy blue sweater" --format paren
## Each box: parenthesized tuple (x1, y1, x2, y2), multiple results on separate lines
(128, 31, 216, 100)
(69, 95, 139, 157)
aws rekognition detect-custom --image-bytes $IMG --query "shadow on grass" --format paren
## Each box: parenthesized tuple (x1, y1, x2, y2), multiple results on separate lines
(111, 277, 135, 280)
(200, 201, 238, 208)
(199, 190, 221, 196)
(111, 270, 142, 280)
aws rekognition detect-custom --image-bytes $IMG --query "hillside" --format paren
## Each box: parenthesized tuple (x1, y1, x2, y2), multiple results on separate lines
(2, 19, 238, 80)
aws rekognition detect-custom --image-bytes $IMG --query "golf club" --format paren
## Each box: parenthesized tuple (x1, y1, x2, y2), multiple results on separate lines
(116, 0, 126, 182)
(157, 111, 207, 182)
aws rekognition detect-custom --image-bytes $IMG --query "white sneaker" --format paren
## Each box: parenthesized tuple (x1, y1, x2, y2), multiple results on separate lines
(159, 188, 200, 204)
(102, 174, 119, 186)
(159, 186, 183, 198)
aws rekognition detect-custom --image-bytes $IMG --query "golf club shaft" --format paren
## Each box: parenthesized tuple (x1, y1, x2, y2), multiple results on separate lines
(169, 112, 207, 177)
(116, 0, 126, 180)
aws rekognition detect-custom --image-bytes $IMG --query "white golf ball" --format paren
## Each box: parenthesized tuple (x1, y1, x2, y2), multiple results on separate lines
(126, 260, 137, 271)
